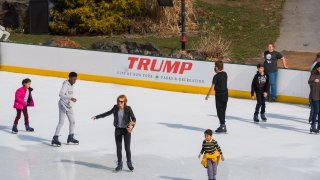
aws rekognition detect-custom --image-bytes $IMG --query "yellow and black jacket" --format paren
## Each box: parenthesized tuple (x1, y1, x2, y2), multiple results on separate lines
(200, 139, 223, 167)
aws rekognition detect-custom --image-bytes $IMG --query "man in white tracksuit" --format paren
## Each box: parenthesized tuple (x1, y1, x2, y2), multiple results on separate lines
(51, 72, 79, 146)
(0, 25, 10, 41)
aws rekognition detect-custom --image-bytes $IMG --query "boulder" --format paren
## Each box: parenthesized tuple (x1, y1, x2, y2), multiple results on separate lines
(0, 0, 29, 30)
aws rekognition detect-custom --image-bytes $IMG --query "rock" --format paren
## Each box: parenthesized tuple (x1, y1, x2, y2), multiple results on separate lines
(125, 41, 140, 54)
(120, 44, 128, 53)
(43, 39, 55, 46)
(90, 41, 161, 55)
(0, 0, 29, 30)
(188, 50, 206, 60)
(91, 41, 105, 49)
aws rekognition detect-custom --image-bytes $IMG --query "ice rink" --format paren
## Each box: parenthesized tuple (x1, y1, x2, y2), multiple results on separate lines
(0, 71, 319, 180)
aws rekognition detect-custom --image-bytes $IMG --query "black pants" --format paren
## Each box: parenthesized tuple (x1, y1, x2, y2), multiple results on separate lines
(309, 100, 314, 123)
(115, 128, 131, 162)
(254, 92, 266, 115)
(215, 93, 228, 125)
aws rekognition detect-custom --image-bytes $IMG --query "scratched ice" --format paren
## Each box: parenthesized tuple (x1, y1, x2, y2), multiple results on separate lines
(0, 71, 319, 180)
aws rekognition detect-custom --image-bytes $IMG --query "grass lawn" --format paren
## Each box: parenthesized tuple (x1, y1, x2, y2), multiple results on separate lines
(196, 0, 285, 62)
(9, 33, 200, 55)
(8, 0, 285, 62)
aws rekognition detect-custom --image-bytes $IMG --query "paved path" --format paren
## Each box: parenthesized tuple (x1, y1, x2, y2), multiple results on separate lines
(276, 0, 320, 52)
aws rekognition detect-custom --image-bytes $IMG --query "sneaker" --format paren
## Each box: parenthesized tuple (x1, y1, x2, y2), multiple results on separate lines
(260, 113, 267, 122)
(254, 114, 259, 123)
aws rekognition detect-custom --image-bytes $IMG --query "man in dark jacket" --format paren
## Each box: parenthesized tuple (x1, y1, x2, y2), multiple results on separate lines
(251, 64, 270, 122)
(309, 53, 320, 123)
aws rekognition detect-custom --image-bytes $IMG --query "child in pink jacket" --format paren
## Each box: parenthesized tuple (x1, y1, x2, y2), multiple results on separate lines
(12, 78, 35, 134)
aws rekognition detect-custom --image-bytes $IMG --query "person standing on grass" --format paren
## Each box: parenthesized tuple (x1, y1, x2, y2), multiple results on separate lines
(91, 95, 136, 172)
(12, 78, 35, 134)
(0, 25, 10, 42)
(51, 72, 79, 146)
(263, 43, 288, 102)
(205, 60, 228, 133)
(308, 64, 320, 134)
(251, 64, 270, 123)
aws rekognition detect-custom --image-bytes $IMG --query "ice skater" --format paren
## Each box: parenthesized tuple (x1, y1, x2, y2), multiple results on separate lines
(12, 78, 35, 134)
(309, 53, 320, 123)
(91, 95, 136, 172)
(251, 64, 270, 123)
(198, 129, 224, 180)
(308, 64, 320, 134)
(51, 72, 79, 146)
(205, 60, 228, 133)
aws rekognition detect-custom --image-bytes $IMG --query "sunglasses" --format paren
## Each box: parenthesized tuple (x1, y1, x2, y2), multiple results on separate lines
(118, 101, 125, 103)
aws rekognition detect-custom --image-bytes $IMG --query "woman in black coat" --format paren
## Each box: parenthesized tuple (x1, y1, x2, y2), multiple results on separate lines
(91, 95, 136, 171)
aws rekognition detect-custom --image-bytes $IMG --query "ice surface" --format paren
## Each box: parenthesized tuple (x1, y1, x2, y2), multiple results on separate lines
(0, 71, 319, 180)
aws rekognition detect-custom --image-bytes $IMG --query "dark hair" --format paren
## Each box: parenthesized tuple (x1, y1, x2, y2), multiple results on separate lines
(312, 69, 319, 75)
(316, 52, 320, 59)
(257, 63, 264, 69)
(312, 63, 320, 75)
(204, 129, 213, 136)
(69, 72, 77, 78)
(22, 78, 31, 85)
(267, 42, 275, 48)
(215, 60, 224, 71)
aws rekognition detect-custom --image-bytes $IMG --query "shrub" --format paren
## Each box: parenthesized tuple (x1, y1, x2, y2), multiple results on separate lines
(50, 0, 142, 35)
(132, 0, 198, 35)
(193, 32, 231, 61)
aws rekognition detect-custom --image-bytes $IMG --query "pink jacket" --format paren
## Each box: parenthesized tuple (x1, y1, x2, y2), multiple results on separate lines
(13, 87, 34, 110)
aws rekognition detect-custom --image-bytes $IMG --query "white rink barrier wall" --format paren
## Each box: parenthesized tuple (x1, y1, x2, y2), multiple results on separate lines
(0, 42, 310, 104)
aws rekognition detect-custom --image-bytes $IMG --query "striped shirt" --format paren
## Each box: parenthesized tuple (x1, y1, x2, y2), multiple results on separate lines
(200, 139, 223, 155)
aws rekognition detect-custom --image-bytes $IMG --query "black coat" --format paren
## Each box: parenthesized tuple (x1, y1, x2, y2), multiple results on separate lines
(96, 105, 136, 128)
(251, 72, 270, 96)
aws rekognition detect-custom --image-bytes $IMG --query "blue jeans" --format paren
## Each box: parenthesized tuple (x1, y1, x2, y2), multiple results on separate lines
(311, 100, 320, 129)
(268, 71, 278, 99)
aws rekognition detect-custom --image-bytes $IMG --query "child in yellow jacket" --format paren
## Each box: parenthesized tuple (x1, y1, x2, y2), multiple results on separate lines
(198, 129, 225, 180)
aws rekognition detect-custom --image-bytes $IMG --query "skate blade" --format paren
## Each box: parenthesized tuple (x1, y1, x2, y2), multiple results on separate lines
(66, 142, 79, 145)
(214, 132, 228, 134)
(310, 132, 319, 135)
(11, 131, 17, 134)
(51, 144, 61, 147)
(113, 169, 123, 173)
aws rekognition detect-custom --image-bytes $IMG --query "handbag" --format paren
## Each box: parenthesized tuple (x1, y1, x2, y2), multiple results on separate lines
(127, 121, 136, 133)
